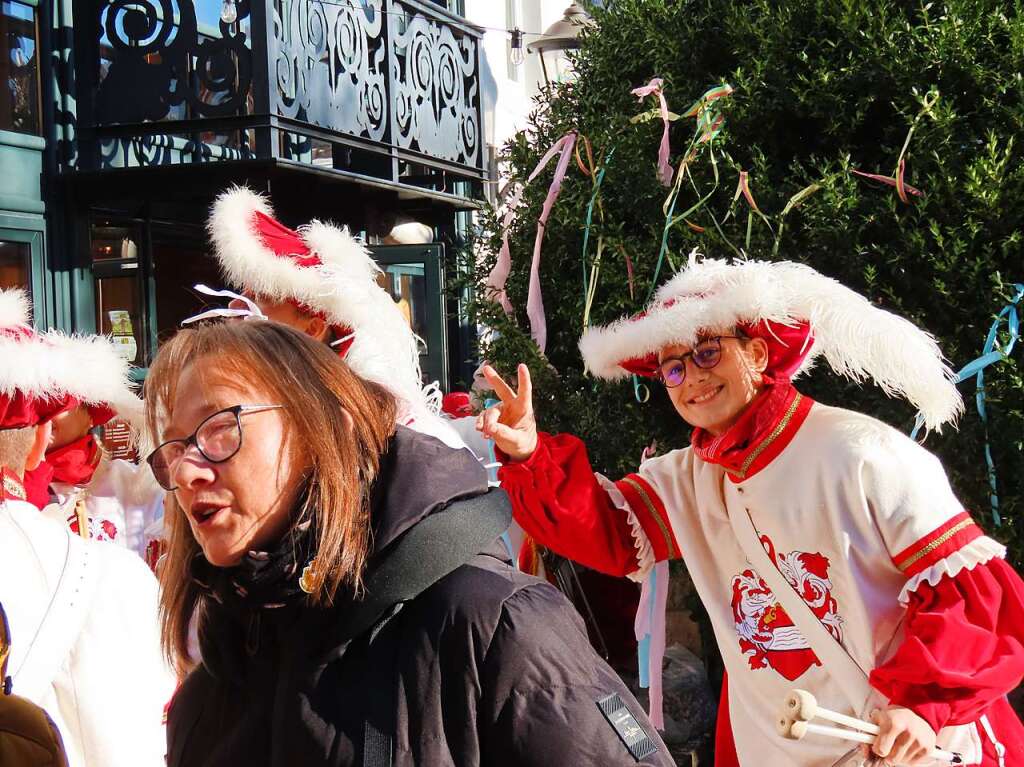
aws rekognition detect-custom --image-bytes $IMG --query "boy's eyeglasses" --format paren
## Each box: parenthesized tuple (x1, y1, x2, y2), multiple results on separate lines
(657, 336, 741, 388)
(146, 404, 284, 491)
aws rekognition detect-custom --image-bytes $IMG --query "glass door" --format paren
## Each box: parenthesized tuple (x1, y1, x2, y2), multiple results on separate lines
(369, 243, 447, 388)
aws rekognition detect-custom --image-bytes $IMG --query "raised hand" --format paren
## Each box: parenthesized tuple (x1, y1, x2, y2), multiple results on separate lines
(476, 364, 538, 462)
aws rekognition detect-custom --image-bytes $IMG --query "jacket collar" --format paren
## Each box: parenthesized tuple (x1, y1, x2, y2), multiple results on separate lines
(690, 385, 813, 481)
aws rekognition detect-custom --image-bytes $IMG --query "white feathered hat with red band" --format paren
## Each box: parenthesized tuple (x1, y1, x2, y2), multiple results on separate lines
(0, 288, 142, 432)
(207, 186, 430, 418)
(578, 254, 963, 431)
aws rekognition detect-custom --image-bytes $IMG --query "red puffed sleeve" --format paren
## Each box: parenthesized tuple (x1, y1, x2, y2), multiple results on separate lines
(497, 432, 679, 578)
(869, 558, 1024, 736)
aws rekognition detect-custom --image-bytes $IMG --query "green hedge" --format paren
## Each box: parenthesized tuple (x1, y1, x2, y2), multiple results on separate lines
(461, 0, 1024, 563)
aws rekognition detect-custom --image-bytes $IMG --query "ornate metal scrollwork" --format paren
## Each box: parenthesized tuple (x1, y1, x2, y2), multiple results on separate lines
(389, 3, 480, 167)
(94, 0, 253, 123)
(273, 0, 388, 141)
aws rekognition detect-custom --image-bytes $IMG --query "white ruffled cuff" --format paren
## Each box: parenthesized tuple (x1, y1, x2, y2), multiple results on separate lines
(596, 473, 655, 582)
(898, 535, 1007, 605)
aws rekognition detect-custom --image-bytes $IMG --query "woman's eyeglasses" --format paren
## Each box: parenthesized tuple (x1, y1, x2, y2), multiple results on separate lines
(657, 336, 741, 388)
(147, 404, 284, 491)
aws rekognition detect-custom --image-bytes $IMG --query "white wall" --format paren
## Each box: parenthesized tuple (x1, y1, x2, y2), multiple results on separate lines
(464, 0, 571, 189)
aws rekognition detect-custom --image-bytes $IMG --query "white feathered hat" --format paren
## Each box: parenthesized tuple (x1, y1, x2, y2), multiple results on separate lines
(206, 186, 429, 417)
(578, 254, 963, 431)
(0, 288, 143, 431)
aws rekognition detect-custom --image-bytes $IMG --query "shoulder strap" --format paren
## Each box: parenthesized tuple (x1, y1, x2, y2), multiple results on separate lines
(342, 488, 512, 644)
(350, 489, 512, 767)
(726, 503, 873, 712)
(10, 527, 98, 701)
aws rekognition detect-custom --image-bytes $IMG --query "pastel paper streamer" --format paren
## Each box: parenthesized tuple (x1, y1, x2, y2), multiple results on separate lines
(487, 133, 578, 353)
(851, 168, 923, 198)
(526, 132, 577, 353)
(683, 83, 735, 118)
(911, 283, 1023, 526)
(486, 185, 526, 315)
(632, 78, 674, 187)
(634, 560, 670, 729)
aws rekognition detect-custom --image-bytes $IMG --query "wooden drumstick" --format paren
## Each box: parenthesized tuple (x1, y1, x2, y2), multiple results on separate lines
(778, 713, 964, 764)
(784, 689, 880, 734)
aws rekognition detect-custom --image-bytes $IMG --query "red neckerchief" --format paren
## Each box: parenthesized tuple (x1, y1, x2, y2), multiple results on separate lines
(47, 434, 101, 486)
(690, 383, 813, 481)
(22, 461, 53, 509)
(1, 468, 27, 503)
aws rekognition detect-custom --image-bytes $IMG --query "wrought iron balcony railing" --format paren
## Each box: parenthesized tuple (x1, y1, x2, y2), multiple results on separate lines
(69, 0, 484, 197)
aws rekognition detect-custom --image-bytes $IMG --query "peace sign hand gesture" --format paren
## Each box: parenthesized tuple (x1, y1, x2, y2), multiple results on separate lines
(476, 364, 538, 462)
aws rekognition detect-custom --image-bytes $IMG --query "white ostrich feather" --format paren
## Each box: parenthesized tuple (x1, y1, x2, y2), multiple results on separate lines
(0, 289, 30, 327)
(0, 289, 143, 432)
(578, 256, 963, 431)
(208, 186, 432, 416)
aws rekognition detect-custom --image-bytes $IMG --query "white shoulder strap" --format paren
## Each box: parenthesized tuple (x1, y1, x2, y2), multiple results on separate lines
(12, 530, 97, 701)
(727, 502, 873, 713)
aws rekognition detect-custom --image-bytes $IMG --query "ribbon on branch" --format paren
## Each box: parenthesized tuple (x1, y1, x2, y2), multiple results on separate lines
(486, 132, 578, 353)
(912, 283, 1023, 526)
(852, 89, 938, 203)
(632, 78, 675, 187)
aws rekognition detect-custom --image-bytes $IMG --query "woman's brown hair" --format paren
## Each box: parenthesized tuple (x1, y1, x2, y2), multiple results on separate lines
(143, 321, 396, 672)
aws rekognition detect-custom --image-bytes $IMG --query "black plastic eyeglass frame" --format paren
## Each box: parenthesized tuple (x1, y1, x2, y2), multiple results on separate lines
(146, 404, 284, 491)
(656, 336, 742, 388)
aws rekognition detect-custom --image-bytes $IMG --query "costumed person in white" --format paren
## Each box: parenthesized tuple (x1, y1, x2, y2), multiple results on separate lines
(478, 255, 1024, 767)
(193, 185, 463, 450)
(21, 354, 165, 566)
(0, 288, 176, 767)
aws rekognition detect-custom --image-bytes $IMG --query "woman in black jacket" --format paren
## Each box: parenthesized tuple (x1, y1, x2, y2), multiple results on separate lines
(144, 321, 672, 767)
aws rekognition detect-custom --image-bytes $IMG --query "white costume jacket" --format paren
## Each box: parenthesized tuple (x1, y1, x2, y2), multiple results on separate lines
(499, 394, 1024, 767)
(0, 496, 176, 767)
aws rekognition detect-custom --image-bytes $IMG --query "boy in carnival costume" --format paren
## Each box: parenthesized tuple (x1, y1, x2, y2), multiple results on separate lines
(194, 185, 464, 450)
(26, 360, 164, 563)
(0, 288, 174, 767)
(478, 255, 1024, 766)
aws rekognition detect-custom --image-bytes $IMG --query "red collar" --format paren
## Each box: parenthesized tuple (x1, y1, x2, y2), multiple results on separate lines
(691, 385, 813, 481)
(1, 468, 27, 503)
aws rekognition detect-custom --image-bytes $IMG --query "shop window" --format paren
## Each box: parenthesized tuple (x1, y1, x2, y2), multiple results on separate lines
(1, 0, 39, 135)
(91, 222, 145, 365)
(152, 231, 220, 338)
(371, 245, 447, 387)
(0, 239, 30, 299)
(377, 263, 429, 351)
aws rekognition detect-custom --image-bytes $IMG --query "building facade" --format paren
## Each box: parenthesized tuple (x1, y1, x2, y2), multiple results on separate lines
(1, 0, 486, 388)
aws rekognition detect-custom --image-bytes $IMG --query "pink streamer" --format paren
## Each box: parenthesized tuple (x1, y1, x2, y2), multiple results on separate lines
(485, 185, 525, 315)
(485, 133, 578, 353)
(632, 78, 674, 187)
(526, 133, 576, 352)
(634, 560, 670, 730)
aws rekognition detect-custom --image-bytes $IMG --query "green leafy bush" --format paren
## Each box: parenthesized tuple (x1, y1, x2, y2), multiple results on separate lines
(461, 0, 1024, 563)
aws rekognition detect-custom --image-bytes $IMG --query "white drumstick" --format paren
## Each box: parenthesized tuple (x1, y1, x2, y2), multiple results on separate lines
(779, 715, 964, 764)
(784, 689, 880, 734)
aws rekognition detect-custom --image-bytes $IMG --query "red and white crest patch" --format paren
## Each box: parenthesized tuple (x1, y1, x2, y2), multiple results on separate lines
(731, 533, 843, 681)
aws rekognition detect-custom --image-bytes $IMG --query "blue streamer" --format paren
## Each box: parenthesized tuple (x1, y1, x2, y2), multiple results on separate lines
(637, 565, 658, 689)
(911, 283, 1024, 526)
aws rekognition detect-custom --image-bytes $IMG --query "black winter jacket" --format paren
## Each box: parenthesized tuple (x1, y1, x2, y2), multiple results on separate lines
(167, 427, 672, 766)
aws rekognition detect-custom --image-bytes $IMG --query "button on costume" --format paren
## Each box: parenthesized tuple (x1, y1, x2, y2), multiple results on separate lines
(497, 257, 1024, 766)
